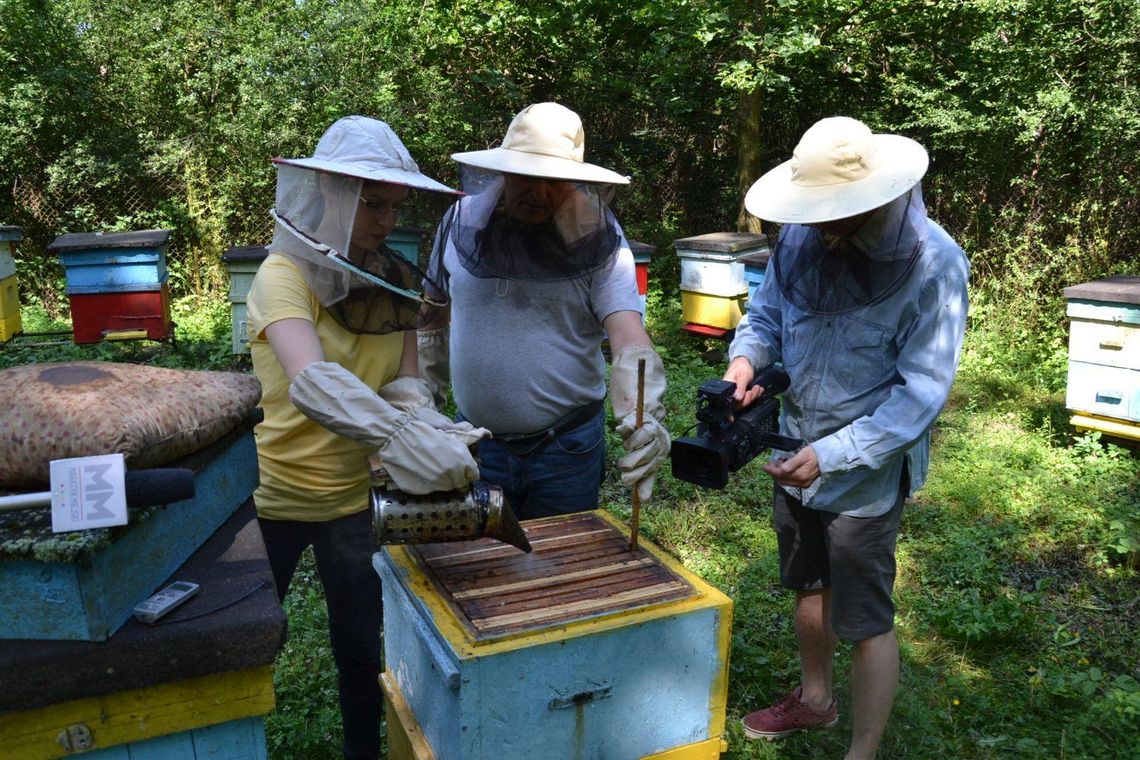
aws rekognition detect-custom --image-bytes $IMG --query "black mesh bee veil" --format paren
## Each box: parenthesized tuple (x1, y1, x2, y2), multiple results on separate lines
(771, 187, 928, 316)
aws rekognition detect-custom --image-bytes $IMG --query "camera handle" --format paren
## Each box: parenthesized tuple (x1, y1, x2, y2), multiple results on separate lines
(748, 365, 791, 399)
(746, 367, 804, 452)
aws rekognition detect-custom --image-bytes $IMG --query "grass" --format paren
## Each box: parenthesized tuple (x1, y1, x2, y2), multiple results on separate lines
(3, 284, 1135, 759)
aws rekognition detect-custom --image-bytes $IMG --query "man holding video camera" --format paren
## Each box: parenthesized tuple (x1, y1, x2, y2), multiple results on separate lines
(724, 117, 968, 759)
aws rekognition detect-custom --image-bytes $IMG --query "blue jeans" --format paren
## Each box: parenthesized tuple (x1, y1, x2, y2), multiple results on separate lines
(470, 406, 607, 520)
(257, 508, 382, 760)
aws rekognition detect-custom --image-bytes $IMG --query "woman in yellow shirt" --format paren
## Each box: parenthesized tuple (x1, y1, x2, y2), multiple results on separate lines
(247, 116, 488, 759)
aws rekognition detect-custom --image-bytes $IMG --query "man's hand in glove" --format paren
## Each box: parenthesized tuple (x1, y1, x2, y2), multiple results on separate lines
(610, 344, 671, 502)
(289, 362, 482, 494)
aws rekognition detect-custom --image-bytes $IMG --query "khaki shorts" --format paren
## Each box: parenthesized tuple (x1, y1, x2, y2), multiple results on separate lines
(772, 467, 907, 641)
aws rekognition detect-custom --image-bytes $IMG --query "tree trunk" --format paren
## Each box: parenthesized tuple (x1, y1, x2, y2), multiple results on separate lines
(735, 87, 764, 233)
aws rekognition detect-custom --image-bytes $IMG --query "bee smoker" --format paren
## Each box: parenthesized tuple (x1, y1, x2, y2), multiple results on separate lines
(370, 480, 532, 553)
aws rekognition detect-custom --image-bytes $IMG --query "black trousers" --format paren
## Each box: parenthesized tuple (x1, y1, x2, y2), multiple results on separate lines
(258, 508, 382, 760)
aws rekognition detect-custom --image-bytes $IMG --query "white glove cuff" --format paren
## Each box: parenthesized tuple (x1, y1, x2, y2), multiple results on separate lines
(610, 344, 667, 423)
(378, 375, 435, 413)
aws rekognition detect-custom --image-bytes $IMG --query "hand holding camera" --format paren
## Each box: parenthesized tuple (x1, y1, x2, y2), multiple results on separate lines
(670, 363, 803, 489)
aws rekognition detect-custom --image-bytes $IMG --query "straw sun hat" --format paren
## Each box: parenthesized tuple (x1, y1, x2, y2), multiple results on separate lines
(274, 115, 459, 195)
(451, 102, 630, 185)
(745, 116, 928, 224)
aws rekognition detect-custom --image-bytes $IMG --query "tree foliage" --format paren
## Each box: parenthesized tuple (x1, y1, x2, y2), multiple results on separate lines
(1, 0, 1136, 316)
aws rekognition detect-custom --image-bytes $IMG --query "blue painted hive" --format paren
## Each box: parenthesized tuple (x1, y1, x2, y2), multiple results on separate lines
(0, 501, 285, 759)
(49, 229, 171, 295)
(388, 225, 426, 264)
(0, 418, 260, 641)
(737, 248, 771, 303)
(376, 510, 733, 760)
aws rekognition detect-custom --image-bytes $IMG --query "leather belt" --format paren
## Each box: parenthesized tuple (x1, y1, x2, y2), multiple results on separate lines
(492, 399, 605, 452)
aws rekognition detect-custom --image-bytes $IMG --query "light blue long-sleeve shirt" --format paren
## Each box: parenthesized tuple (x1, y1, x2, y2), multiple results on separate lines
(728, 219, 969, 517)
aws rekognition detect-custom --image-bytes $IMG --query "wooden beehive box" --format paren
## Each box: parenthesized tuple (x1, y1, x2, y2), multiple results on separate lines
(222, 245, 269, 354)
(674, 232, 767, 332)
(738, 248, 771, 302)
(0, 225, 18, 280)
(0, 420, 259, 641)
(388, 225, 426, 264)
(630, 239, 655, 315)
(0, 502, 285, 760)
(0, 226, 22, 342)
(1063, 275, 1140, 440)
(0, 273, 21, 343)
(377, 510, 732, 760)
(49, 230, 170, 295)
(48, 230, 174, 344)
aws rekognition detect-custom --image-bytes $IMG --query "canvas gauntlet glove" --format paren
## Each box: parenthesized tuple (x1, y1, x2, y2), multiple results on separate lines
(376, 375, 490, 448)
(609, 344, 671, 502)
(416, 326, 451, 411)
(289, 362, 481, 494)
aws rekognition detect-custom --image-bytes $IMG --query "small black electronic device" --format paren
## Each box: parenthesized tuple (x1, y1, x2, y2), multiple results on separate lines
(133, 580, 200, 624)
(670, 366, 804, 489)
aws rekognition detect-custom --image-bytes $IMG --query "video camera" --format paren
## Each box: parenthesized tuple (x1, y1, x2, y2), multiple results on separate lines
(670, 366, 803, 489)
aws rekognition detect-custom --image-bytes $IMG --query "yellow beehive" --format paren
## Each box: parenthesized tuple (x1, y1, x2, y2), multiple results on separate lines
(0, 667, 274, 759)
(681, 289, 748, 330)
(0, 275, 21, 342)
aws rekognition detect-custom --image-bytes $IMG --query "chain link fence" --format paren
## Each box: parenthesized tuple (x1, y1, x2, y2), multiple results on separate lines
(8, 171, 276, 316)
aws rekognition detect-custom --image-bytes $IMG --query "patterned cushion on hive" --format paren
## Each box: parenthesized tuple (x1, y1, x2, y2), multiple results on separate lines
(0, 361, 262, 488)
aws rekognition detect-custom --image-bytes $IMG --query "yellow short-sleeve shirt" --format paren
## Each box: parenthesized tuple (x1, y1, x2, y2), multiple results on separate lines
(246, 253, 404, 521)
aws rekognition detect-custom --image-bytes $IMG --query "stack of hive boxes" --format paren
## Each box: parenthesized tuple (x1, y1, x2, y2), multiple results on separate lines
(222, 244, 269, 355)
(48, 229, 174, 344)
(630, 239, 654, 316)
(0, 374, 274, 758)
(1064, 275, 1140, 441)
(675, 232, 768, 336)
(0, 226, 21, 343)
(222, 226, 427, 355)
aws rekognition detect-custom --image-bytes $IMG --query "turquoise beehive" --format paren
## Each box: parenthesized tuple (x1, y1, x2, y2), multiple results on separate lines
(377, 510, 732, 760)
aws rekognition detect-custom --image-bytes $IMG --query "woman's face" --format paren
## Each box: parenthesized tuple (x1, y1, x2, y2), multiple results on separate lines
(502, 174, 573, 225)
(351, 181, 410, 254)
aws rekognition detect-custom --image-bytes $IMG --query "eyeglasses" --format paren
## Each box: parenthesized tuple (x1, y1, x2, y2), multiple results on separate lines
(358, 197, 404, 216)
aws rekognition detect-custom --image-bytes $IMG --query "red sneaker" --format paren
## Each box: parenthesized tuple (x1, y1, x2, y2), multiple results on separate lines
(742, 687, 839, 740)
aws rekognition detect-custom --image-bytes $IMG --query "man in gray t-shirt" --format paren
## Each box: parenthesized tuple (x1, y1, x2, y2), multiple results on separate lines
(419, 102, 671, 519)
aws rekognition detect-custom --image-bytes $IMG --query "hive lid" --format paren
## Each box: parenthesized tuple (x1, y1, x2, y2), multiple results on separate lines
(411, 511, 695, 640)
(222, 244, 269, 263)
(48, 229, 172, 253)
(737, 248, 772, 267)
(1063, 275, 1140, 305)
(0, 226, 22, 241)
(628, 239, 655, 258)
(673, 231, 767, 254)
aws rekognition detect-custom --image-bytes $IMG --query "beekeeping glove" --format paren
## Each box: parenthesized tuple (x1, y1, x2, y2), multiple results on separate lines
(609, 344, 671, 502)
(289, 362, 479, 494)
(416, 325, 450, 411)
(377, 375, 490, 448)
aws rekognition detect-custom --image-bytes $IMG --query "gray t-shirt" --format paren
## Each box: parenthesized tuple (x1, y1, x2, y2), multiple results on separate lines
(431, 211, 643, 434)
